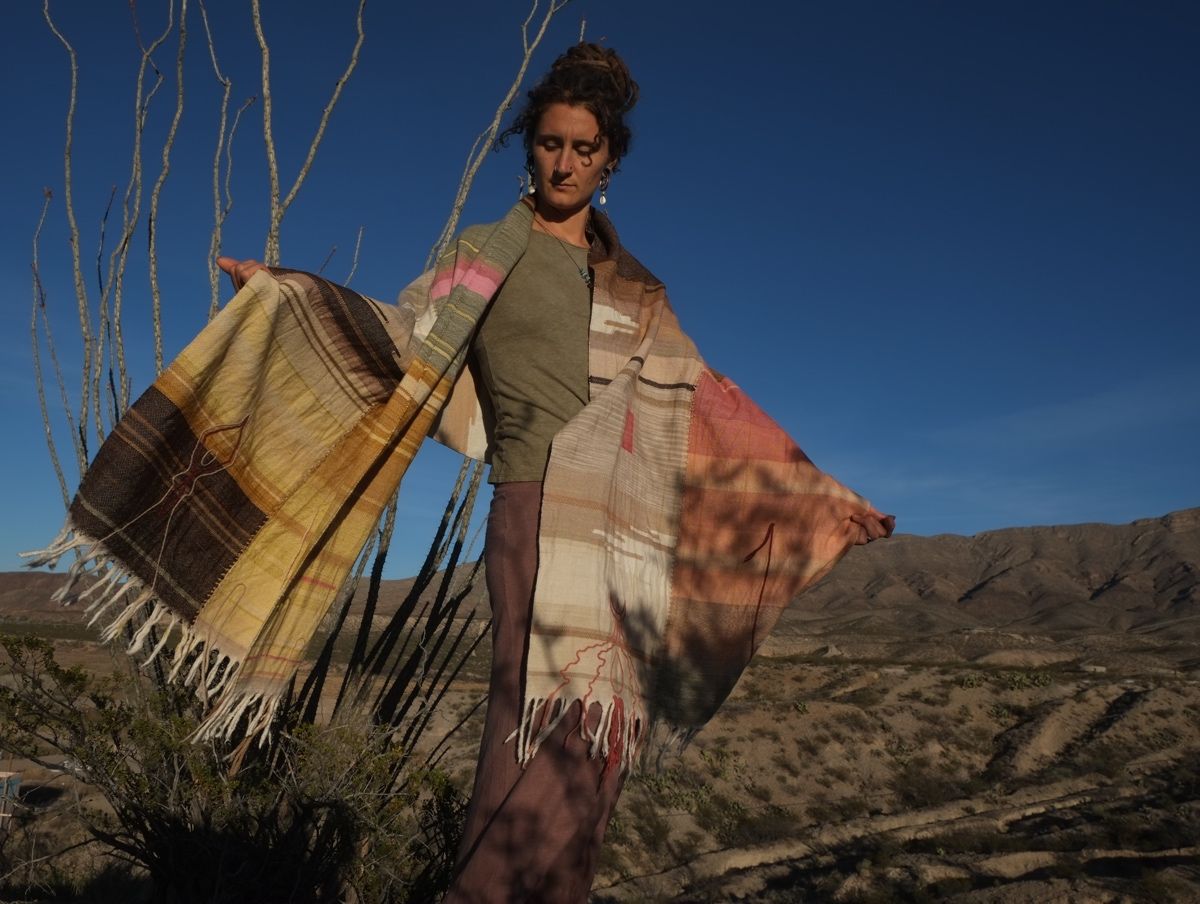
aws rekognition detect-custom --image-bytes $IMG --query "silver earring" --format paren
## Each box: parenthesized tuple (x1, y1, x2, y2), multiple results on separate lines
(599, 170, 611, 206)
(525, 163, 536, 196)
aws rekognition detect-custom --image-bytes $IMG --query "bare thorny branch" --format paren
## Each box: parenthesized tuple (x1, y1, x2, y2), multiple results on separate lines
(197, 0, 230, 319)
(107, 2, 176, 411)
(346, 225, 365, 285)
(198, 0, 256, 322)
(147, 0, 189, 375)
(95, 1, 176, 426)
(93, 185, 121, 426)
(211, 96, 256, 319)
(41, 1, 89, 474)
(30, 191, 73, 512)
(316, 244, 337, 275)
(252, 0, 367, 265)
(38, 0, 177, 472)
(315, 226, 365, 280)
(425, 0, 573, 269)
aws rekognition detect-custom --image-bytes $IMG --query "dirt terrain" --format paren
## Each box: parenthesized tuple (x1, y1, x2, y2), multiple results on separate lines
(3, 508, 1199, 901)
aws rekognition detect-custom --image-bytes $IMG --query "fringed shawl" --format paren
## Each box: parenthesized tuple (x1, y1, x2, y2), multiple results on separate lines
(33, 199, 869, 766)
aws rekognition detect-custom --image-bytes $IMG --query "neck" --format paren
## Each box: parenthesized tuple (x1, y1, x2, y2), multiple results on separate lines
(533, 198, 592, 247)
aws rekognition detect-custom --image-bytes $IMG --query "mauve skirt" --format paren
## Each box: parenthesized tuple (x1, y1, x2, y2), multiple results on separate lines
(443, 481, 625, 904)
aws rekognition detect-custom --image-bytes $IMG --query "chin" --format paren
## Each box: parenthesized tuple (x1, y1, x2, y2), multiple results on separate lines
(538, 192, 590, 216)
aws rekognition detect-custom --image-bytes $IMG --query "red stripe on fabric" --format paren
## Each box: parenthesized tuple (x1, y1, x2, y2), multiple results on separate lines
(621, 409, 635, 453)
(298, 575, 338, 591)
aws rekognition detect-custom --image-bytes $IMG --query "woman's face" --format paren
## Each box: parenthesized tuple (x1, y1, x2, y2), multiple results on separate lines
(530, 102, 613, 218)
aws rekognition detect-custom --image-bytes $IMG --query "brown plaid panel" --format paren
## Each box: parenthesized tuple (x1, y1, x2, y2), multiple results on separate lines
(71, 386, 266, 620)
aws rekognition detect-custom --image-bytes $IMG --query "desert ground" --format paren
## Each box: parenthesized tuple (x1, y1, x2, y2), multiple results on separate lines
(2, 508, 1198, 902)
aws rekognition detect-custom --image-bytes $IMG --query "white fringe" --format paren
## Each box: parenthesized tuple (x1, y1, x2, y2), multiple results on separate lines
(24, 522, 283, 750)
(168, 631, 205, 682)
(511, 692, 647, 775)
(125, 599, 168, 654)
(143, 614, 181, 664)
(189, 686, 280, 748)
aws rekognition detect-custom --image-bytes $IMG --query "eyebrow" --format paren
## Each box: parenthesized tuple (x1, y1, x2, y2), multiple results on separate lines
(535, 132, 604, 149)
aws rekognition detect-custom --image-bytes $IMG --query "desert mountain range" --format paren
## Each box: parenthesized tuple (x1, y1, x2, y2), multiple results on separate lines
(5, 508, 1198, 645)
(790, 507, 1200, 641)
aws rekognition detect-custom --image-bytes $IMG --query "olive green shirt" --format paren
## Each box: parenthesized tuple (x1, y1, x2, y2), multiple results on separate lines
(471, 231, 591, 483)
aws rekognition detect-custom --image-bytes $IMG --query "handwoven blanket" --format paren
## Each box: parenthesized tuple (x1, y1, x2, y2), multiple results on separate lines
(34, 199, 869, 764)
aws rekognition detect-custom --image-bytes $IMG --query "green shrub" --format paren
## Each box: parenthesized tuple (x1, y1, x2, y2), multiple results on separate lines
(0, 633, 467, 903)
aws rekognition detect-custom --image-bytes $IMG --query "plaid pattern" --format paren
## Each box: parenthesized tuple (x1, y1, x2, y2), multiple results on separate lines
(37, 204, 533, 741)
(514, 220, 868, 767)
(37, 199, 868, 758)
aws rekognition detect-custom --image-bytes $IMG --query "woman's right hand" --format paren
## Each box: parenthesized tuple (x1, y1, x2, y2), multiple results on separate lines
(217, 257, 269, 292)
(850, 510, 896, 545)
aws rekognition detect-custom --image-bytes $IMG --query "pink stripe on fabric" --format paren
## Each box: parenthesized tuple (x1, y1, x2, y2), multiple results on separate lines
(430, 259, 504, 302)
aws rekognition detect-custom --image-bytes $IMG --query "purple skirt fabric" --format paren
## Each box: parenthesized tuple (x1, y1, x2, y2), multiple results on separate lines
(444, 481, 625, 904)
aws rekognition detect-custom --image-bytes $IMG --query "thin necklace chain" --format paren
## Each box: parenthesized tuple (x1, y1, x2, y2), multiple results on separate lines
(534, 214, 593, 288)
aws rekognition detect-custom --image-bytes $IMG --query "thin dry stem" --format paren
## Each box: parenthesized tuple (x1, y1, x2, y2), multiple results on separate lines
(254, 0, 367, 265)
(345, 226, 364, 285)
(198, 0, 232, 320)
(208, 95, 256, 320)
(103, 1, 176, 417)
(0, 838, 99, 886)
(250, 0, 278, 262)
(426, 0, 573, 268)
(316, 245, 337, 275)
(30, 191, 73, 510)
(147, 0, 189, 374)
(42, 1, 92, 472)
(94, 185, 120, 429)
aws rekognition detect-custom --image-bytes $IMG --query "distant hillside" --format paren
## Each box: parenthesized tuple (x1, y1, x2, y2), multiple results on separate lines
(792, 508, 1200, 641)
(0, 570, 86, 623)
(6, 509, 1198, 643)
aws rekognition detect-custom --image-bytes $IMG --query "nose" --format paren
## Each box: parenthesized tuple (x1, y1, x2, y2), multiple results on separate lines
(553, 146, 575, 176)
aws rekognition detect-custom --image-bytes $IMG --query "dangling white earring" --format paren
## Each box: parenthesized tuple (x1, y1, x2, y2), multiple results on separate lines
(598, 170, 611, 206)
(524, 163, 536, 196)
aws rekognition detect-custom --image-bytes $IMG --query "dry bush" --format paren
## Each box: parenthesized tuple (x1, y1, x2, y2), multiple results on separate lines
(0, 633, 466, 903)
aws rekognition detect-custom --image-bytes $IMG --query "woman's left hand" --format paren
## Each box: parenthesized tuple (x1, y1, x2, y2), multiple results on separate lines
(850, 510, 895, 545)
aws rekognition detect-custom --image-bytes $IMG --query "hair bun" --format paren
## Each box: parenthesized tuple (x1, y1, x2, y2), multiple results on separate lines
(552, 43, 640, 114)
(496, 42, 640, 167)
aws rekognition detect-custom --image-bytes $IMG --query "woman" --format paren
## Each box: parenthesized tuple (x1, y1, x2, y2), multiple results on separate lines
(220, 43, 894, 904)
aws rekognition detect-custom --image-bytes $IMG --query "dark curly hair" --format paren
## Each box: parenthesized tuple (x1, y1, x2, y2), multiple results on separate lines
(497, 43, 639, 171)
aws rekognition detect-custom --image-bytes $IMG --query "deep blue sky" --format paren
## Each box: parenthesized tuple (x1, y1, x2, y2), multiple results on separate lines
(2, 1, 1198, 578)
